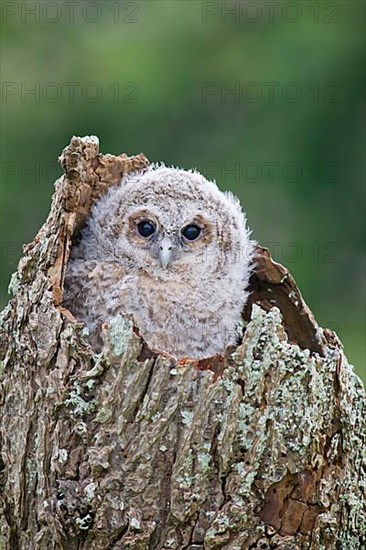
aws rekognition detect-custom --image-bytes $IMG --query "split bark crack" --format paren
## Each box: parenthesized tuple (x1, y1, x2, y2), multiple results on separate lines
(0, 135, 365, 550)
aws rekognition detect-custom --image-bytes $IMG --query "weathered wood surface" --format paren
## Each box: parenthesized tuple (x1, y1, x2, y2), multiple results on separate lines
(0, 136, 364, 549)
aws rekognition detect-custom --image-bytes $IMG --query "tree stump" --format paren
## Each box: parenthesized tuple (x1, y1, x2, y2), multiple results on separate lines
(0, 136, 365, 549)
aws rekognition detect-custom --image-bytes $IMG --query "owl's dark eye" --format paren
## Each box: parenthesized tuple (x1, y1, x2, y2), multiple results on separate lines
(137, 220, 156, 238)
(181, 224, 202, 241)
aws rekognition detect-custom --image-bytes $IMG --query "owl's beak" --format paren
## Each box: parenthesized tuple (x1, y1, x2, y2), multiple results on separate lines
(159, 237, 173, 268)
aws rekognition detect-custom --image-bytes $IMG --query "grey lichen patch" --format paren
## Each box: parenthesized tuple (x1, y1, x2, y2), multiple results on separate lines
(84, 482, 97, 502)
(102, 314, 135, 357)
(205, 514, 231, 537)
(181, 410, 193, 427)
(226, 305, 338, 479)
(0, 303, 11, 328)
(65, 382, 95, 418)
(39, 237, 49, 256)
(58, 449, 68, 464)
(337, 358, 366, 545)
(7, 271, 20, 296)
(81, 326, 90, 338)
(75, 514, 93, 531)
(130, 517, 141, 531)
(197, 449, 211, 472)
(175, 448, 194, 490)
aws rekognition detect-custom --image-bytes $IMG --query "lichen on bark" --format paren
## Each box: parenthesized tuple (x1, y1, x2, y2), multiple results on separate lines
(0, 136, 365, 549)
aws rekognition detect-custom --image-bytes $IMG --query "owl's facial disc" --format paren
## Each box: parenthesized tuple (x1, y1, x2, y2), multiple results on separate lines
(126, 208, 214, 271)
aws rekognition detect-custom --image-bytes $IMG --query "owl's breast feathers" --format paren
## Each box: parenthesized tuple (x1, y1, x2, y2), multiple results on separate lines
(64, 257, 246, 359)
(125, 267, 245, 358)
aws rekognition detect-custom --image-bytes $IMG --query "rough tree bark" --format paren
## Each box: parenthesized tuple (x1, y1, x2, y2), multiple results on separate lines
(0, 136, 365, 550)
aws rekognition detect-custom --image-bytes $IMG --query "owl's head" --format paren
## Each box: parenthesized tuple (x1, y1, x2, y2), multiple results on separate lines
(81, 165, 252, 280)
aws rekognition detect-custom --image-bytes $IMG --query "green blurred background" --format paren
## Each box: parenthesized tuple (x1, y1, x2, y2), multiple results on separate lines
(1, 1, 365, 381)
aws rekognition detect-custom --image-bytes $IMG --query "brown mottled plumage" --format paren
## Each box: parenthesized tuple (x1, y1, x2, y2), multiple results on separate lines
(63, 165, 254, 359)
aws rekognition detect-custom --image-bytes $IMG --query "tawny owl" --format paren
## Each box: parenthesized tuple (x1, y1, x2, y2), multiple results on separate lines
(63, 166, 254, 360)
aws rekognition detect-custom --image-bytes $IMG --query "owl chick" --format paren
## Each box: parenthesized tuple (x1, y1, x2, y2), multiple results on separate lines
(63, 165, 254, 360)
